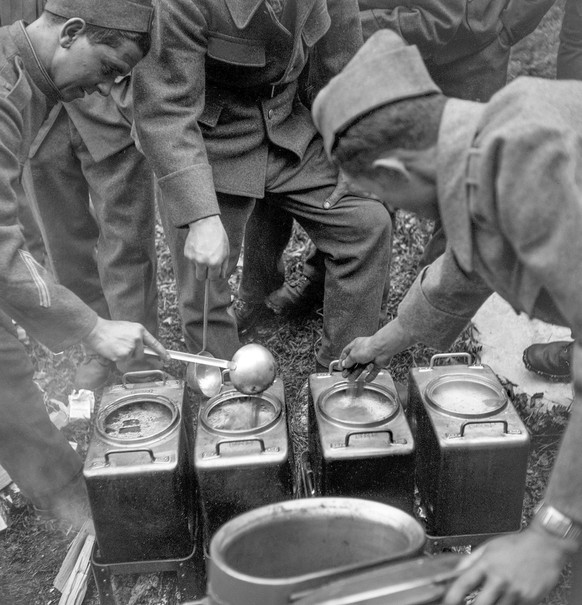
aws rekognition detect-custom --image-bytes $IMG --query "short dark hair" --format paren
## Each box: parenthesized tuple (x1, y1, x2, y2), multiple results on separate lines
(44, 10, 150, 56)
(332, 93, 447, 176)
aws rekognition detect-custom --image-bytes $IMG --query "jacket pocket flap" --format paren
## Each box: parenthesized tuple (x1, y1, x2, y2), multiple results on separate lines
(207, 33, 266, 67)
(198, 101, 222, 128)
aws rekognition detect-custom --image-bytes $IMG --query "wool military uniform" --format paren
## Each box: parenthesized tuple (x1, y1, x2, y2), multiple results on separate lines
(133, 0, 392, 366)
(12, 0, 158, 340)
(0, 21, 97, 505)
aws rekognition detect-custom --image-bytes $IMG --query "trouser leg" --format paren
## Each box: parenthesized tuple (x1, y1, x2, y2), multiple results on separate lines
(238, 202, 293, 303)
(265, 140, 392, 367)
(157, 188, 254, 359)
(24, 110, 109, 319)
(0, 312, 82, 504)
(77, 131, 158, 336)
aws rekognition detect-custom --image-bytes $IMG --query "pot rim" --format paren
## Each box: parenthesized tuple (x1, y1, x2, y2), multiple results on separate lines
(96, 393, 180, 445)
(200, 389, 283, 436)
(424, 372, 507, 419)
(317, 382, 399, 428)
(209, 497, 426, 587)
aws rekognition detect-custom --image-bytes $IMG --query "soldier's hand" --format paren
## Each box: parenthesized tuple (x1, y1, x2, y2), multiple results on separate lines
(340, 318, 416, 381)
(185, 215, 230, 280)
(82, 317, 170, 363)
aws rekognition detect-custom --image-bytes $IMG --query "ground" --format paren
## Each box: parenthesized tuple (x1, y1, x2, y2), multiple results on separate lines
(0, 3, 573, 604)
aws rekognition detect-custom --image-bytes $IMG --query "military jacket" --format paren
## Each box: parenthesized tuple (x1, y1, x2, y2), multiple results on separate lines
(0, 22, 97, 351)
(133, 0, 363, 228)
(397, 77, 582, 521)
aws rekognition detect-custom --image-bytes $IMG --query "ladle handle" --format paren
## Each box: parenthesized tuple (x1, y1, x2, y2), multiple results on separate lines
(144, 346, 234, 369)
(202, 279, 209, 352)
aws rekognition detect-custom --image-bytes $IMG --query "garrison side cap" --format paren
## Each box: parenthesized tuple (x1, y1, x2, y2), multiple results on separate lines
(312, 30, 441, 158)
(44, 0, 153, 33)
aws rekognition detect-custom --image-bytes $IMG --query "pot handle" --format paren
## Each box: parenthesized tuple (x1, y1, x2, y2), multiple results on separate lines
(428, 352, 473, 369)
(104, 448, 155, 464)
(298, 451, 316, 498)
(328, 360, 342, 374)
(345, 429, 394, 447)
(215, 438, 265, 456)
(458, 419, 509, 437)
(122, 369, 166, 387)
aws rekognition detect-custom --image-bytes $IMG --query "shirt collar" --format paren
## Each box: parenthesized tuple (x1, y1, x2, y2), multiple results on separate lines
(10, 21, 64, 104)
(436, 97, 485, 273)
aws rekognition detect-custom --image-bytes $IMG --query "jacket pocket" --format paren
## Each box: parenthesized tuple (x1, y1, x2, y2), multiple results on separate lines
(207, 32, 266, 67)
(198, 101, 223, 128)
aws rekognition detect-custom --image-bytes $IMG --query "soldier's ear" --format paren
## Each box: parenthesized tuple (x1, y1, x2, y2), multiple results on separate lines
(60, 18, 87, 48)
(372, 157, 411, 180)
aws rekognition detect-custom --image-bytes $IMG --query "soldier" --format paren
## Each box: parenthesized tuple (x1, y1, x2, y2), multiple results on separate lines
(314, 30, 582, 605)
(2, 0, 160, 391)
(133, 0, 393, 373)
(0, 0, 167, 529)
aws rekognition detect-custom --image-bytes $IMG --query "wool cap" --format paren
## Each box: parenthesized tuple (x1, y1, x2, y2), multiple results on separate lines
(44, 0, 153, 32)
(312, 30, 441, 158)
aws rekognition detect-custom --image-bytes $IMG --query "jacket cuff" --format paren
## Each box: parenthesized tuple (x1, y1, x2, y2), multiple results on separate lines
(397, 270, 472, 350)
(157, 164, 220, 227)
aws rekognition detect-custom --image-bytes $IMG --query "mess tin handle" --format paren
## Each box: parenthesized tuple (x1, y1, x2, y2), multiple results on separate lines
(215, 438, 265, 456)
(122, 369, 166, 387)
(429, 352, 472, 369)
(104, 448, 155, 464)
(328, 360, 342, 373)
(299, 451, 316, 498)
(345, 429, 394, 447)
(459, 419, 509, 437)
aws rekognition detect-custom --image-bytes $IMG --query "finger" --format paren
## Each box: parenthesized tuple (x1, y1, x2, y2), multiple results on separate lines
(143, 331, 170, 362)
(364, 363, 381, 382)
(342, 362, 366, 381)
(195, 264, 209, 281)
(443, 566, 486, 605)
(473, 576, 507, 605)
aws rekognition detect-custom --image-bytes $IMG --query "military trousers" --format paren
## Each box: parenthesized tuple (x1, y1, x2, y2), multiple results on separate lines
(23, 108, 159, 336)
(159, 135, 392, 367)
(0, 312, 82, 505)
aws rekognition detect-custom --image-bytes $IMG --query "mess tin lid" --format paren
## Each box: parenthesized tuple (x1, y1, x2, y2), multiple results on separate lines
(424, 372, 507, 418)
(318, 382, 399, 428)
(201, 390, 282, 435)
(97, 394, 179, 444)
(293, 553, 463, 605)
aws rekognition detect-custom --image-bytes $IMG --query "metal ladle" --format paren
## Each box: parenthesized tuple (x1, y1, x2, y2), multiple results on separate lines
(186, 279, 223, 397)
(144, 343, 276, 396)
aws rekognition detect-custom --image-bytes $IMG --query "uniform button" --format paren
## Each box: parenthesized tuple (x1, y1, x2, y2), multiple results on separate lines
(323, 201, 331, 209)
(268, 109, 274, 119)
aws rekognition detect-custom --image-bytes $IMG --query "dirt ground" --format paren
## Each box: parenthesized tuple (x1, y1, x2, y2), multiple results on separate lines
(0, 3, 572, 604)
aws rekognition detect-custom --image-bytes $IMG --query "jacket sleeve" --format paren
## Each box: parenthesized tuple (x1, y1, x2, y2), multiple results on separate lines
(499, 0, 557, 46)
(495, 109, 582, 522)
(301, 0, 363, 104)
(358, 0, 465, 59)
(557, 0, 582, 81)
(132, 0, 219, 227)
(0, 94, 97, 352)
(397, 247, 493, 350)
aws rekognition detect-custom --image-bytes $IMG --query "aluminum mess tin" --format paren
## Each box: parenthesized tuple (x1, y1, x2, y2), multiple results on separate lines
(194, 377, 293, 540)
(408, 353, 531, 538)
(83, 372, 196, 563)
(307, 363, 415, 513)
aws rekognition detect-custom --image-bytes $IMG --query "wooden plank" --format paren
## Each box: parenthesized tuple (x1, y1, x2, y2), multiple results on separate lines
(58, 533, 95, 605)
(54, 520, 94, 593)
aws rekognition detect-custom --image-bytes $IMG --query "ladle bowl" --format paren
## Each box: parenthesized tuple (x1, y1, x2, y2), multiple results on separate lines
(228, 343, 276, 395)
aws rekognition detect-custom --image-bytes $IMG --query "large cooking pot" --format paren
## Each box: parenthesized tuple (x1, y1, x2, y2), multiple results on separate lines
(206, 497, 425, 605)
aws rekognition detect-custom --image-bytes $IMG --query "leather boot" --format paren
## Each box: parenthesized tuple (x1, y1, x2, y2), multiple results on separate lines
(522, 340, 573, 382)
(228, 298, 271, 337)
(266, 271, 325, 315)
